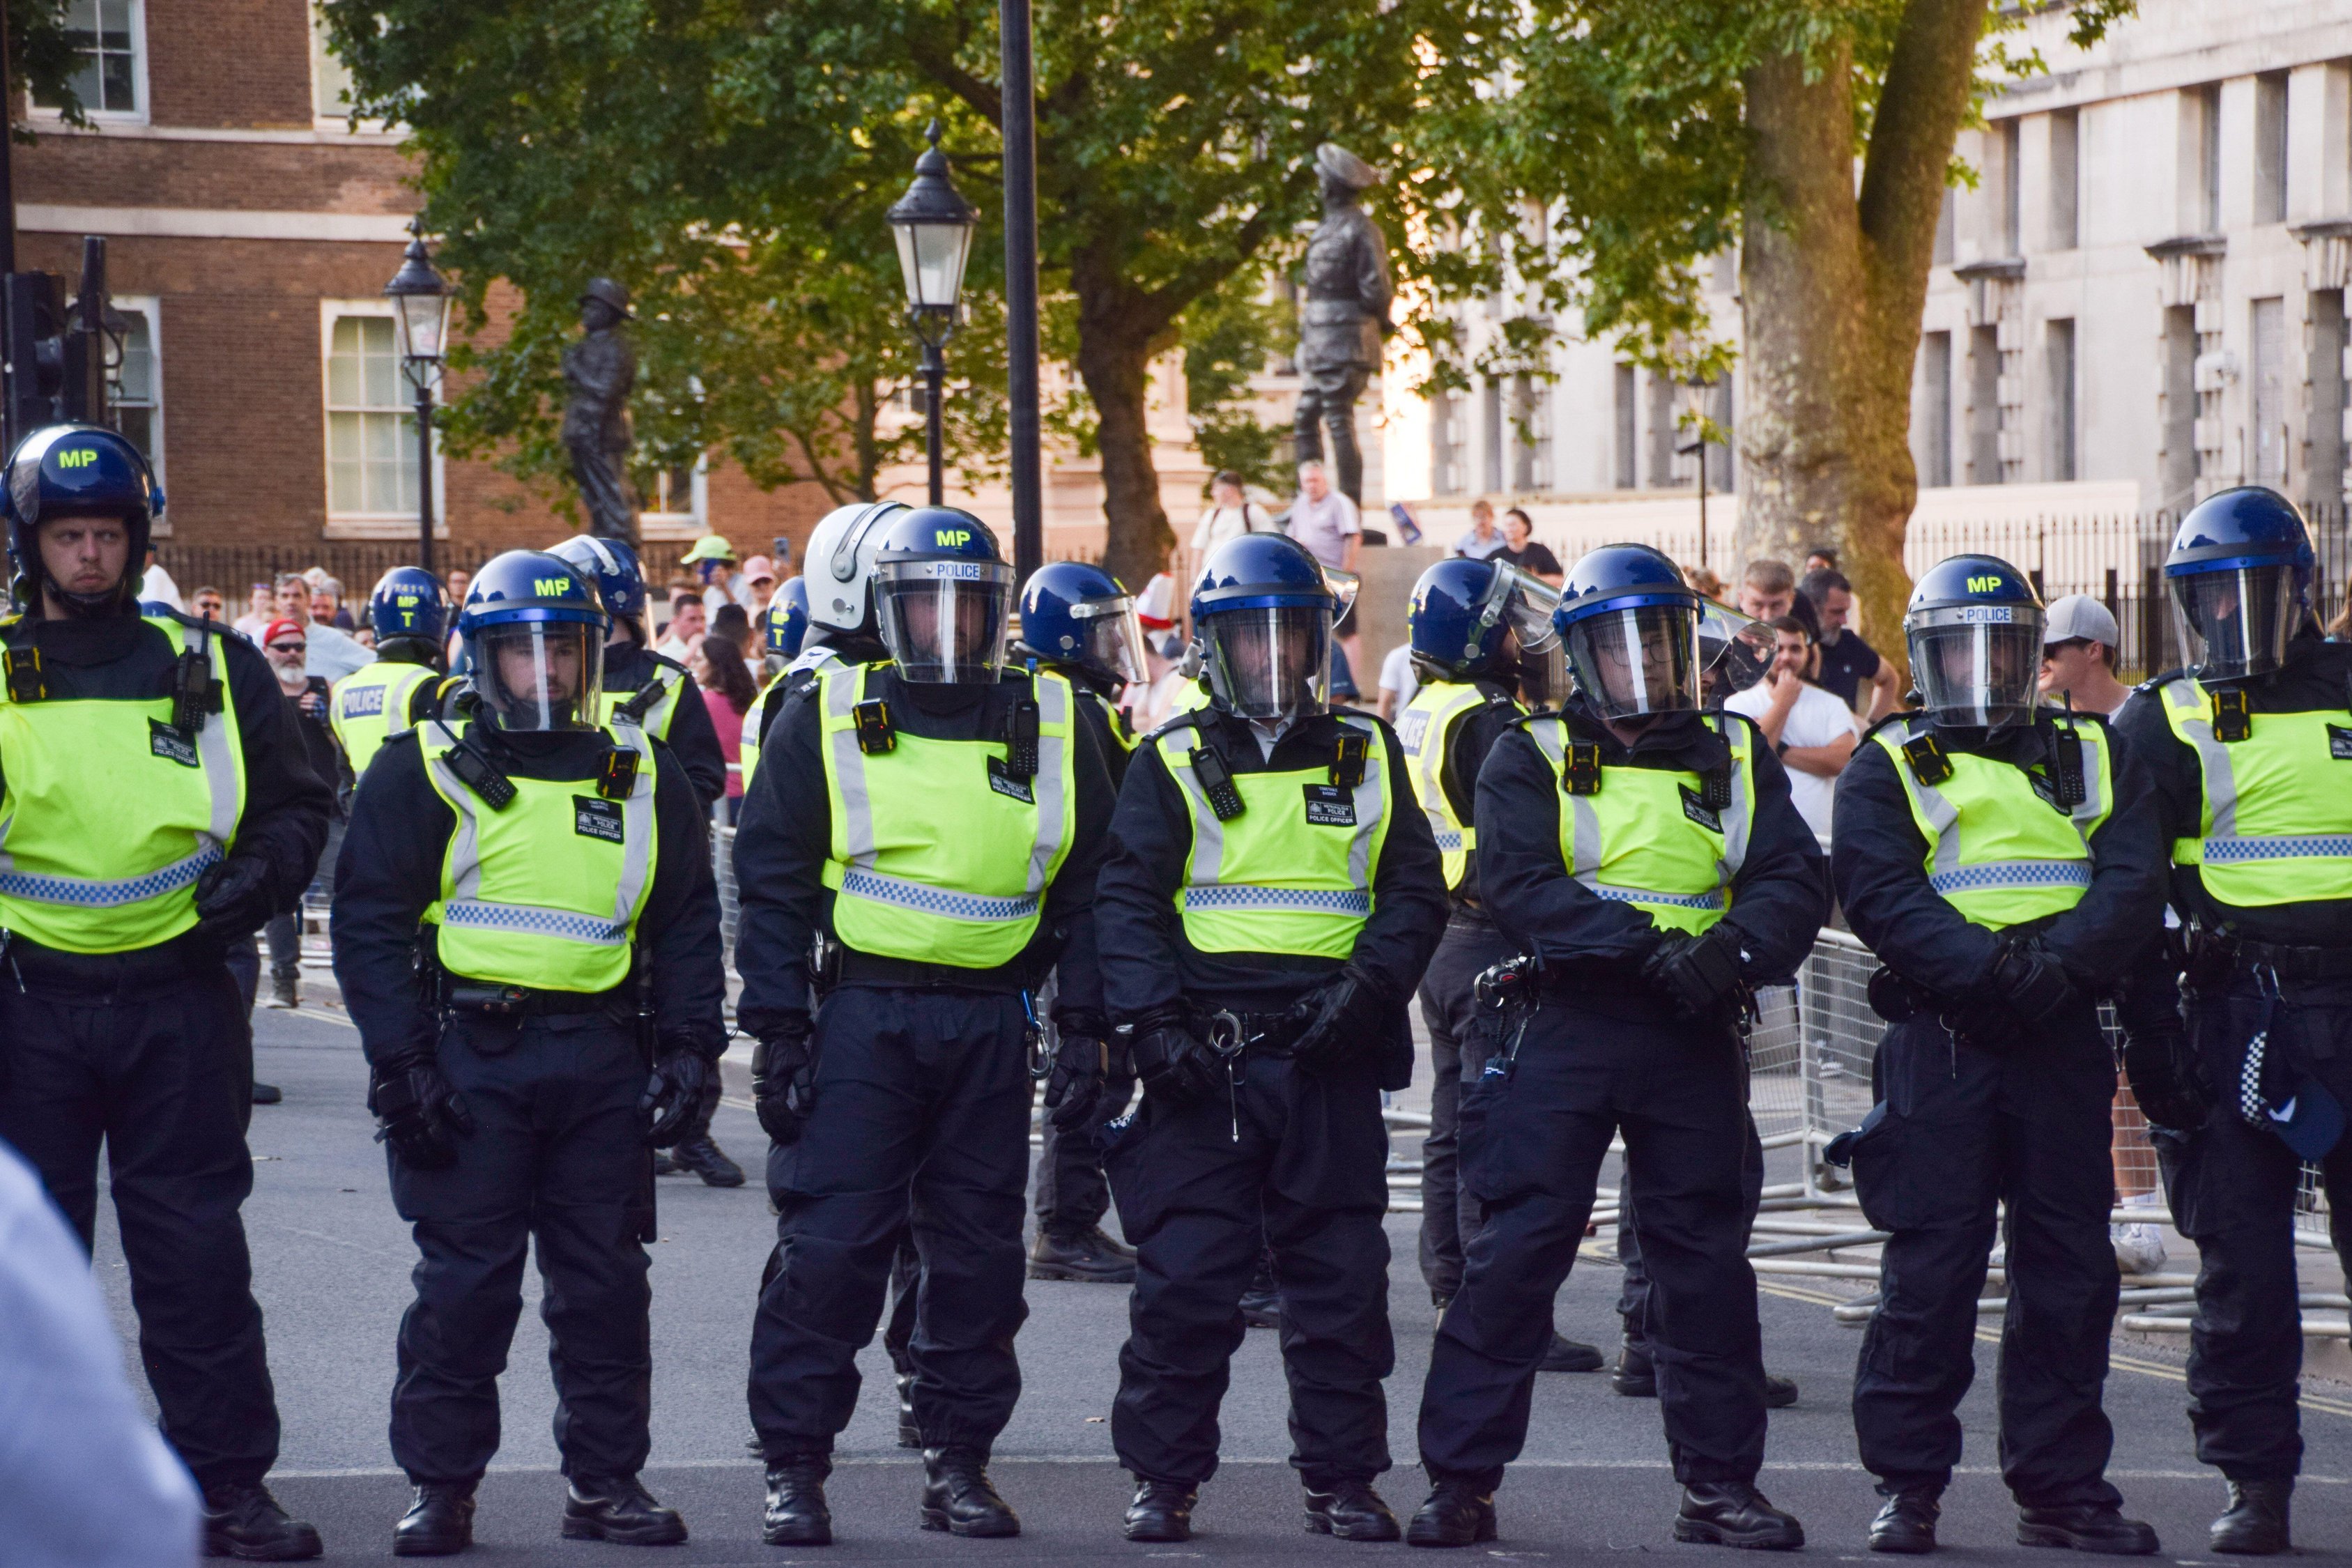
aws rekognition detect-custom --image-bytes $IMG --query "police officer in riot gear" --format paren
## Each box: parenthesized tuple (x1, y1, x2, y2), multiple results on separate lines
(1014, 559, 1150, 1285)
(737, 578, 810, 790)
(2111, 488, 2352, 1554)
(1095, 531, 1447, 1544)
(1412, 544, 1825, 1551)
(331, 551, 727, 1554)
(0, 424, 332, 1560)
(330, 564, 449, 780)
(1834, 555, 2165, 1555)
(736, 507, 1114, 1545)
(546, 533, 728, 808)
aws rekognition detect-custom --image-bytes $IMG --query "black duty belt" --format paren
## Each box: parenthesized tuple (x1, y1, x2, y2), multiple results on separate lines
(1204, 1008, 1305, 1058)
(442, 979, 627, 1017)
(836, 949, 1028, 994)
(2234, 939, 2352, 985)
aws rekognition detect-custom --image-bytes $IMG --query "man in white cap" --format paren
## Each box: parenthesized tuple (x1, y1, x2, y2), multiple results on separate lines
(1293, 143, 1392, 506)
(2038, 594, 2132, 716)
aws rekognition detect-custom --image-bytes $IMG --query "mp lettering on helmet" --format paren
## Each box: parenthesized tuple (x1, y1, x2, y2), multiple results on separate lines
(533, 576, 573, 597)
(1966, 574, 2004, 593)
(934, 528, 972, 548)
(56, 448, 96, 470)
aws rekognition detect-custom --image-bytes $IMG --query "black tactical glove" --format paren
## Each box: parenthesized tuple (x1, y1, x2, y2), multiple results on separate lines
(642, 1047, 711, 1148)
(193, 854, 277, 944)
(751, 1014, 817, 1146)
(1288, 964, 1392, 1073)
(1990, 936, 2083, 1033)
(2123, 1020, 2214, 1132)
(370, 1056, 473, 1171)
(1640, 928, 1748, 1030)
(1131, 1018, 1223, 1107)
(1043, 1033, 1107, 1130)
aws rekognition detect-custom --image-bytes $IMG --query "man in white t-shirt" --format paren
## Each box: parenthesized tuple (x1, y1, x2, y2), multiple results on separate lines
(1376, 641, 1419, 721)
(1190, 470, 1272, 558)
(1722, 615, 1855, 845)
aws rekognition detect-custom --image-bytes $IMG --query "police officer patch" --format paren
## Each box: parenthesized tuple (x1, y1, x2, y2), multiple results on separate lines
(2330, 724, 2352, 760)
(148, 718, 199, 767)
(573, 796, 626, 843)
(986, 755, 1034, 804)
(1678, 783, 1721, 833)
(1303, 783, 1357, 826)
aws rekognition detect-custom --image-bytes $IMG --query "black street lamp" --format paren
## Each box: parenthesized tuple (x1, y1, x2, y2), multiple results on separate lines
(384, 220, 452, 575)
(886, 121, 977, 507)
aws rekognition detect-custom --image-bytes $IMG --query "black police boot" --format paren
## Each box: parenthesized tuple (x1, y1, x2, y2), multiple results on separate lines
(1027, 1225, 1139, 1283)
(252, 1082, 284, 1105)
(920, 1446, 1019, 1537)
(895, 1371, 922, 1449)
(1868, 1489, 1941, 1555)
(1673, 1482, 1806, 1550)
(1241, 1252, 1279, 1328)
(1540, 1332, 1604, 1373)
(1612, 1332, 1656, 1397)
(201, 1482, 323, 1562)
(1405, 1478, 1498, 1548)
(2211, 1479, 2292, 1555)
(560, 1475, 687, 1545)
(268, 972, 300, 1009)
(1125, 1481, 1198, 1542)
(1764, 1374, 1799, 1408)
(2015, 1502, 2159, 1555)
(392, 1483, 475, 1557)
(1305, 1479, 1401, 1541)
(670, 1133, 746, 1187)
(762, 1456, 833, 1546)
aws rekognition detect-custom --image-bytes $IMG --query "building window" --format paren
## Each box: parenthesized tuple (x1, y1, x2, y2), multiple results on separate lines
(2046, 319, 2075, 482)
(1919, 332, 1953, 489)
(1968, 325, 2001, 485)
(1431, 392, 1468, 496)
(1510, 374, 1551, 492)
(2001, 118, 2022, 256)
(2255, 74, 2289, 226)
(2048, 109, 2079, 252)
(1645, 371, 1680, 488)
(111, 299, 162, 485)
(33, 0, 144, 118)
(1705, 376, 1735, 492)
(323, 311, 420, 520)
(2308, 289, 2348, 510)
(1480, 377, 1504, 494)
(311, 2, 357, 120)
(1613, 364, 1637, 489)
(1934, 188, 1955, 268)
(2252, 296, 2287, 489)
(639, 458, 705, 523)
(2198, 83, 2223, 233)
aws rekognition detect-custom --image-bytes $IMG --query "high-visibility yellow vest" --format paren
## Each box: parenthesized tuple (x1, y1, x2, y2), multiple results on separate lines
(817, 662, 1078, 968)
(419, 718, 659, 992)
(1171, 679, 1210, 715)
(603, 656, 688, 740)
(1156, 712, 1391, 960)
(330, 659, 438, 778)
(1870, 713, 2113, 930)
(1079, 686, 1137, 755)
(1398, 679, 1515, 892)
(2158, 675, 2352, 907)
(0, 614, 246, 953)
(739, 671, 790, 790)
(1523, 712, 1756, 936)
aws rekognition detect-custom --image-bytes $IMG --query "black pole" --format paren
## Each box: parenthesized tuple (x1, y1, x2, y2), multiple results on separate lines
(923, 339, 946, 507)
(999, 0, 1042, 583)
(0, 4, 16, 280)
(414, 382, 435, 575)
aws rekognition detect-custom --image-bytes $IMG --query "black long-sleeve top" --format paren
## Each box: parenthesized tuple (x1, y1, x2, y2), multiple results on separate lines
(730, 666, 1115, 1038)
(330, 723, 728, 1069)
(606, 640, 728, 810)
(1096, 707, 1449, 1022)
(1831, 712, 2166, 998)
(0, 608, 332, 971)
(1427, 675, 1519, 910)
(1477, 702, 1827, 988)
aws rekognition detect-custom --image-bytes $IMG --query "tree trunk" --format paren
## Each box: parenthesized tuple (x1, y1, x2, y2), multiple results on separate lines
(1075, 289, 1174, 592)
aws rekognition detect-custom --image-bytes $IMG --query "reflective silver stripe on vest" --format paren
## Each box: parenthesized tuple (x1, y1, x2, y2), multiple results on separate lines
(1524, 714, 1751, 898)
(0, 841, 222, 906)
(2163, 678, 2239, 839)
(1181, 885, 1374, 916)
(1168, 712, 1386, 897)
(186, 622, 240, 851)
(1027, 677, 1071, 894)
(840, 867, 1040, 922)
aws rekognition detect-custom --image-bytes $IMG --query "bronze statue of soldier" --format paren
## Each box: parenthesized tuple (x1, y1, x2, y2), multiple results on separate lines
(1293, 144, 1394, 507)
(562, 277, 640, 545)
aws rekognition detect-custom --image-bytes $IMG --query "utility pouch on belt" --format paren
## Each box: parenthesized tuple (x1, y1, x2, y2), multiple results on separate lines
(852, 698, 896, 755)
(806, 931, 843, 997)
(447, 981, 531, 1015)
(1190, 741, 1245, 821)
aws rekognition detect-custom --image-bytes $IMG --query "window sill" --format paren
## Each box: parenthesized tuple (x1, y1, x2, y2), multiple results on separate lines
(638, 514, 709, 541)
(324, 516, 448, 541)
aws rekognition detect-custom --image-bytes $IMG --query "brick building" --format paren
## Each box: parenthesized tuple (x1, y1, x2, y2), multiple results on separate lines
(10, 0, 835, 590)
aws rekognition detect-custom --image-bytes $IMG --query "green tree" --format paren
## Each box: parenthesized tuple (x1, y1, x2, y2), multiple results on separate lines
(1179, 263, 1296, 496)
(1450, 0, 2130, 672)
(325, 0, 1505, 587)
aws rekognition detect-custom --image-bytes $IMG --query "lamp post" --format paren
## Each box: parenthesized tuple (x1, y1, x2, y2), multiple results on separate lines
(1675, 378, 1714, 576)
(384, 220, 452, 574)
(887, 121, 977, 508)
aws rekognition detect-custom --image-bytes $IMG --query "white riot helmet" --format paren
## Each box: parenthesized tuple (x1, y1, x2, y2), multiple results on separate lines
(803, 500, 912, 637)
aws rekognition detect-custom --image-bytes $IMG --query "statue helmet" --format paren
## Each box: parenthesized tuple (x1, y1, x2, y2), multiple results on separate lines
(1314, 144, 1379, 192)
(578, 278, 633, 319)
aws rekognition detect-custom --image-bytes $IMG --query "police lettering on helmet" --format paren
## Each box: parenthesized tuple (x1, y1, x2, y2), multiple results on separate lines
(868, 507, 1016, 684)
(458, 550, 610, 732)
(1903, 555, 2043, 730)
(2164, 485, 2316, 683)
(1553, 545, 1705, 725)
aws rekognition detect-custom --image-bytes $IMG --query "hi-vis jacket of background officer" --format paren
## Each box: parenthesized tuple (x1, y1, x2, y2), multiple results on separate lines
(603, 639, 728, 811)
(330, 658, 441, 778)
(1396, 675, 1521, 899)
(0, 607, 330, 958)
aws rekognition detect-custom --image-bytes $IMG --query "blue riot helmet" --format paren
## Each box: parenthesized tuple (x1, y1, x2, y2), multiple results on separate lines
(1552, 543, 1702, 720)
(2165, 486, 2316, 682)
(366, 564, 448, 649)
(763, 576, 810, 661)
(1904, 555, 2043, 730)
(1407, 556, 1565, 704)
(1016, 560, 1148, 690)
(458, 550, 610, 731)
(868, 506, 1015, 684)
(1696, 598, 1776, 700)
(1190, 532, 1341, 721)
(545, 533, 647, 638)
(3, 423, 164, 613)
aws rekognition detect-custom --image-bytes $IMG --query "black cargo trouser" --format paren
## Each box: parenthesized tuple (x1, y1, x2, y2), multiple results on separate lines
(1034, 1070, 1139, 1238)
(1847, 1010, 2123, 1507)
(387, 1011, 655, 1486)
(1107, 1050, 1394, 1489)
(0, 959, 283, 1491)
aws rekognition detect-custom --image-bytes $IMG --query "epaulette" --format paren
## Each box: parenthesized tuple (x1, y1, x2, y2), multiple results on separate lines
(1142, 707, 1213, 745)
(643, 651, 691, 678)
(1857, 707, 1923, 746)
(2135, 667, 2192, 695)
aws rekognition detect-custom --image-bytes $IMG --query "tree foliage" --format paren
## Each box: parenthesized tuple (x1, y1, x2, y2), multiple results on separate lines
(10, 0, 109, 137)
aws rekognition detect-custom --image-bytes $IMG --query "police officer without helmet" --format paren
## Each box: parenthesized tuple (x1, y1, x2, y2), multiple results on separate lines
(0, 423, 332, 1560)
(1015, 559, 1153, 1286)
(330, 551, 728, 1555)
(1831, 555, 2165, 1555)
(1411, 543, 1827, 1551)
(547, 532, 729, 810)
(1093, 530, 1448, 1544)
(1394, 555, 1595, 1376)
(2109, 487, 2352, 1555)
(735, 506, 1115, 1546)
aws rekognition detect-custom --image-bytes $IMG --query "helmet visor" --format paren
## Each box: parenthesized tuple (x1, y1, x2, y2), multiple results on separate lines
(1566, 604, 1700, 719)
(1697, 599, 1776, 701)
(1489, 567, 1565, 706)
(1910, 616, 2042, 727)
(473, 622, 604, 732)
(1070, 596, 1148, 688)
(875, 558, 1015, 684)
(1204, 605, 1332, 721)
(2171, 564, 2298, 682)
